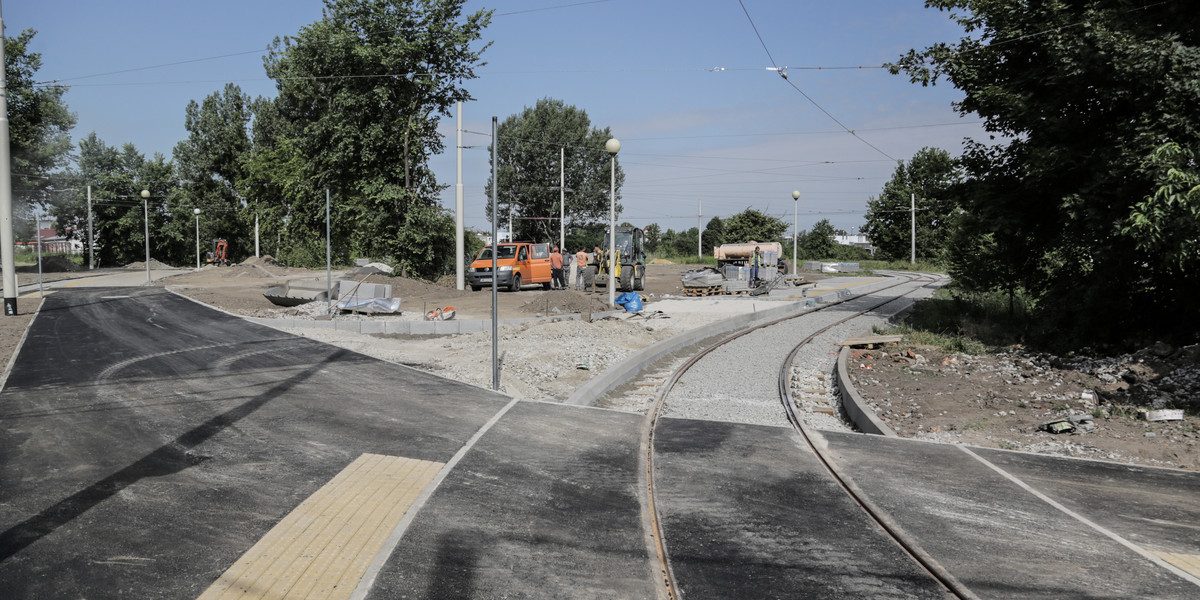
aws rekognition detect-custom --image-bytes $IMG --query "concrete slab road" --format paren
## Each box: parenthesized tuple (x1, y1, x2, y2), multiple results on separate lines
(0, 287, 513, 598)
(822, 431, 1200, 599)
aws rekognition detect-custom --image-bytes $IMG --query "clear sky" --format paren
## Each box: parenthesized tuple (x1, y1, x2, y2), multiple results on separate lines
(8, 0, 981, 238)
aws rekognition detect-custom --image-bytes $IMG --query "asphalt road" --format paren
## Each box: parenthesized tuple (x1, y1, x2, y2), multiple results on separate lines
(1, 285, 1198, 599)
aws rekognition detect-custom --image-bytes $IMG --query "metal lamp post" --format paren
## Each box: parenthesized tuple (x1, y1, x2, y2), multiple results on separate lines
(141, 189, 151, 285)
(792, 190, 800, 275)
(193, 208, 201, 270)
(605, 138, 620, 307)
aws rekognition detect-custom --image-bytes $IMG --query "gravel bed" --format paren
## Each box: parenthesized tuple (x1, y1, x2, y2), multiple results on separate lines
(661, 279, 937, 428)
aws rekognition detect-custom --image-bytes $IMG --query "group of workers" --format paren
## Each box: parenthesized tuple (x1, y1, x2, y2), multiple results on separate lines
(549, 246, 603, 292)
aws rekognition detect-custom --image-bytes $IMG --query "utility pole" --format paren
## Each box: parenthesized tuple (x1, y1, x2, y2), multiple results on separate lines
(0, 1, 17, 315)
(87, 185, 94, 269)
(559, 146, 565, 255)
(697, 198, 702, 260)
(325, 188, 331, 308)
(910, 192, 916, 265)
(491, 117, 499, 391)
(455, 101, 465, 290)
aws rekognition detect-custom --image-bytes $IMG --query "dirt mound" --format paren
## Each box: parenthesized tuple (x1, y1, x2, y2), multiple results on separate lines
(649, 258, 675, 265)
(240, 255, 283, 267)
(20, 256, 82, 273)
(518, 289, 612, 317)
(124, 258, 175, 270)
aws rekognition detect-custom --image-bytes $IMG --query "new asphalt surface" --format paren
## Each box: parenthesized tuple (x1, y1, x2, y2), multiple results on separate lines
(1, 285, 1198, 599)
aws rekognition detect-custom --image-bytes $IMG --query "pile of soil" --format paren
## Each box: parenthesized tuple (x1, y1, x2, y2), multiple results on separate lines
(517, 289, 613, 318)
(124, 258, 175, 270)
(15, 256, 81, 273)
(240, 255, 283, 267)
(849, 343, 1200, 470)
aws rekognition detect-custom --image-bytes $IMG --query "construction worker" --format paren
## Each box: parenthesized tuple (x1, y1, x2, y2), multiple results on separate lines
(574, 248, 589, 290)
(550, 247, 565, 289)
(750, 245, 762, 287)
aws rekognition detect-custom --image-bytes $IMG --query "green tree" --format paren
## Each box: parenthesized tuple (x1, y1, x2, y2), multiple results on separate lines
(643, 223, 662, 253)
(7, 29, 76, 219)
(862, 147, 961, 261)
(723, 208, 787, 246)
(701, 216, 725, 256)
(171, 84, 254, 263)
(890, 0, 1200, 347)
(799, 219, 839, 260)
(261, 0, 491, 276)
(64, 133, 179, 267)
(489, 98, 623, 243)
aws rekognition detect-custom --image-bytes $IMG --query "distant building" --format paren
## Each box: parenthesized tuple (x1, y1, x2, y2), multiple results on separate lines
(833, 234, 874, 255)
(21, 227, 83, 254)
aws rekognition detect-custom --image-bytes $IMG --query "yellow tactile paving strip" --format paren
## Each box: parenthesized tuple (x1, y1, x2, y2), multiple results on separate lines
(1152, 551, 1200, 578)
(198, 453, 444, 600)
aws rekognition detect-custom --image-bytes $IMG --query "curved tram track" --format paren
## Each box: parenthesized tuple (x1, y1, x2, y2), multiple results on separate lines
(638, 272, 974, 599)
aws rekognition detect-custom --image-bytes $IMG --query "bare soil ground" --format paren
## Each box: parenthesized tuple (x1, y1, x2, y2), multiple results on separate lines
(848, 343, 1200, 471)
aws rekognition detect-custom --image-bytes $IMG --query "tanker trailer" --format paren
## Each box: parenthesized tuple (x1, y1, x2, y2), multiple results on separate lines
(713, 241, 788, 273)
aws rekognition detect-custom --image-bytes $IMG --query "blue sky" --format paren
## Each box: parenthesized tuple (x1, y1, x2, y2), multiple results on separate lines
(9, 0, 981, 237)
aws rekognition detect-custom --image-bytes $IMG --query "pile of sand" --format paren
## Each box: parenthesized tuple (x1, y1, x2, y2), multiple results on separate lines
(124, 258, 175, 270)
(37, 256, 81, 272)
(240, 255, 283, 267)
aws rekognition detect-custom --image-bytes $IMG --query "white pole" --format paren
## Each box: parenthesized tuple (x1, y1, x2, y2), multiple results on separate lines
(87, 185, 94, 270)
(792, 190, 799, 274)
(491, 116, 499, 391)
(141, 189, 151, 285)
(35, 211, 43, 297)
(325, 188, 332, 308)
(697, 198, 702, 260)
(194, 209, 201, 270)
(606, 138, 620, 307)
(455, 101, 465, 290)
(0, 1, 18, 315)
(254, 212, 260, 258)
(910, 192, 916, 264)
(559, 146, 565, 254)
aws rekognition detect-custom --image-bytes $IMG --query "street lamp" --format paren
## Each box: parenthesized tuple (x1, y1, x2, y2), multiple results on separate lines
(792, 190, 800, 275)
(141, 189, 151, 285)
(194, 208, 201, 270)
(605, 138, 620, 307)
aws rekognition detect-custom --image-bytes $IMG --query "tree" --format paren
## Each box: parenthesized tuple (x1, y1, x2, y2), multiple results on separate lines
(723, 208, 787, 245)
(862, 147, 961, 261)
(643, 223, 662, 253)
(489, 98, 623, 243)
(7, 29, 75, 219)
(261, 0, 491, 276)
(889, 1, 1200, 348)
(171, 84, 254, 263)
(799, 219, 839, 260)
(701, 216, 725, 255)
(64, 133, 179, 267)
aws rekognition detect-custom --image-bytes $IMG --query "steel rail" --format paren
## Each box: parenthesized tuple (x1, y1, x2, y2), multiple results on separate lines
(639, 273, 928, 599)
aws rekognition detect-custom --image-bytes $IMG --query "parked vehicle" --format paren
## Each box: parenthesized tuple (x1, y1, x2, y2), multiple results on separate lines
(467, 242, 553, 291)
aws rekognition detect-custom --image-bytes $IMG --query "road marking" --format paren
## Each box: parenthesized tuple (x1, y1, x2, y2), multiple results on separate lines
(959, 447, 1200, 588)
(198, 453, 444, 600)
(1154, 551, 1200, 578)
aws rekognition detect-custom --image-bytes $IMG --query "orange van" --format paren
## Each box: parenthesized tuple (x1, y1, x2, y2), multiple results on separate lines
(466, 242, 553, 291)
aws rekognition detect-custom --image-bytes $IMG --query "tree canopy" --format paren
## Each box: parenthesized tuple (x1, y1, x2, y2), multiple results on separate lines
(862, 147, 961, 262)
(890, 0, 1200, 348)
(723, 208, 788, 246)
(7, 30, 75, 218)
(489, 98, 623, 243)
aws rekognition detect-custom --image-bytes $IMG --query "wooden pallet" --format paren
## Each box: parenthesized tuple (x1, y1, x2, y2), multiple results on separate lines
(683, 285, 723, 297)
(683, 285, 751, 297)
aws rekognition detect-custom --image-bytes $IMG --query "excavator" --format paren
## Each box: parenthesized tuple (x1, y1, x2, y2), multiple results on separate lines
(206, 238, 231, 266)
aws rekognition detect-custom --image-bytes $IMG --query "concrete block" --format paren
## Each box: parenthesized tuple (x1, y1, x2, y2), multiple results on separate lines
(359, 320, 386, 334)
(383, 321, 411, 335)
(334, 320, 362, 332)
(409, 321, 437, 335)
(458, 320, 487, 334)
(433, 320, 460, 335)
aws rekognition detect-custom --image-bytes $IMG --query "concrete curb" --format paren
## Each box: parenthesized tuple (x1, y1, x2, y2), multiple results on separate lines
(836, 345, 897, 437)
